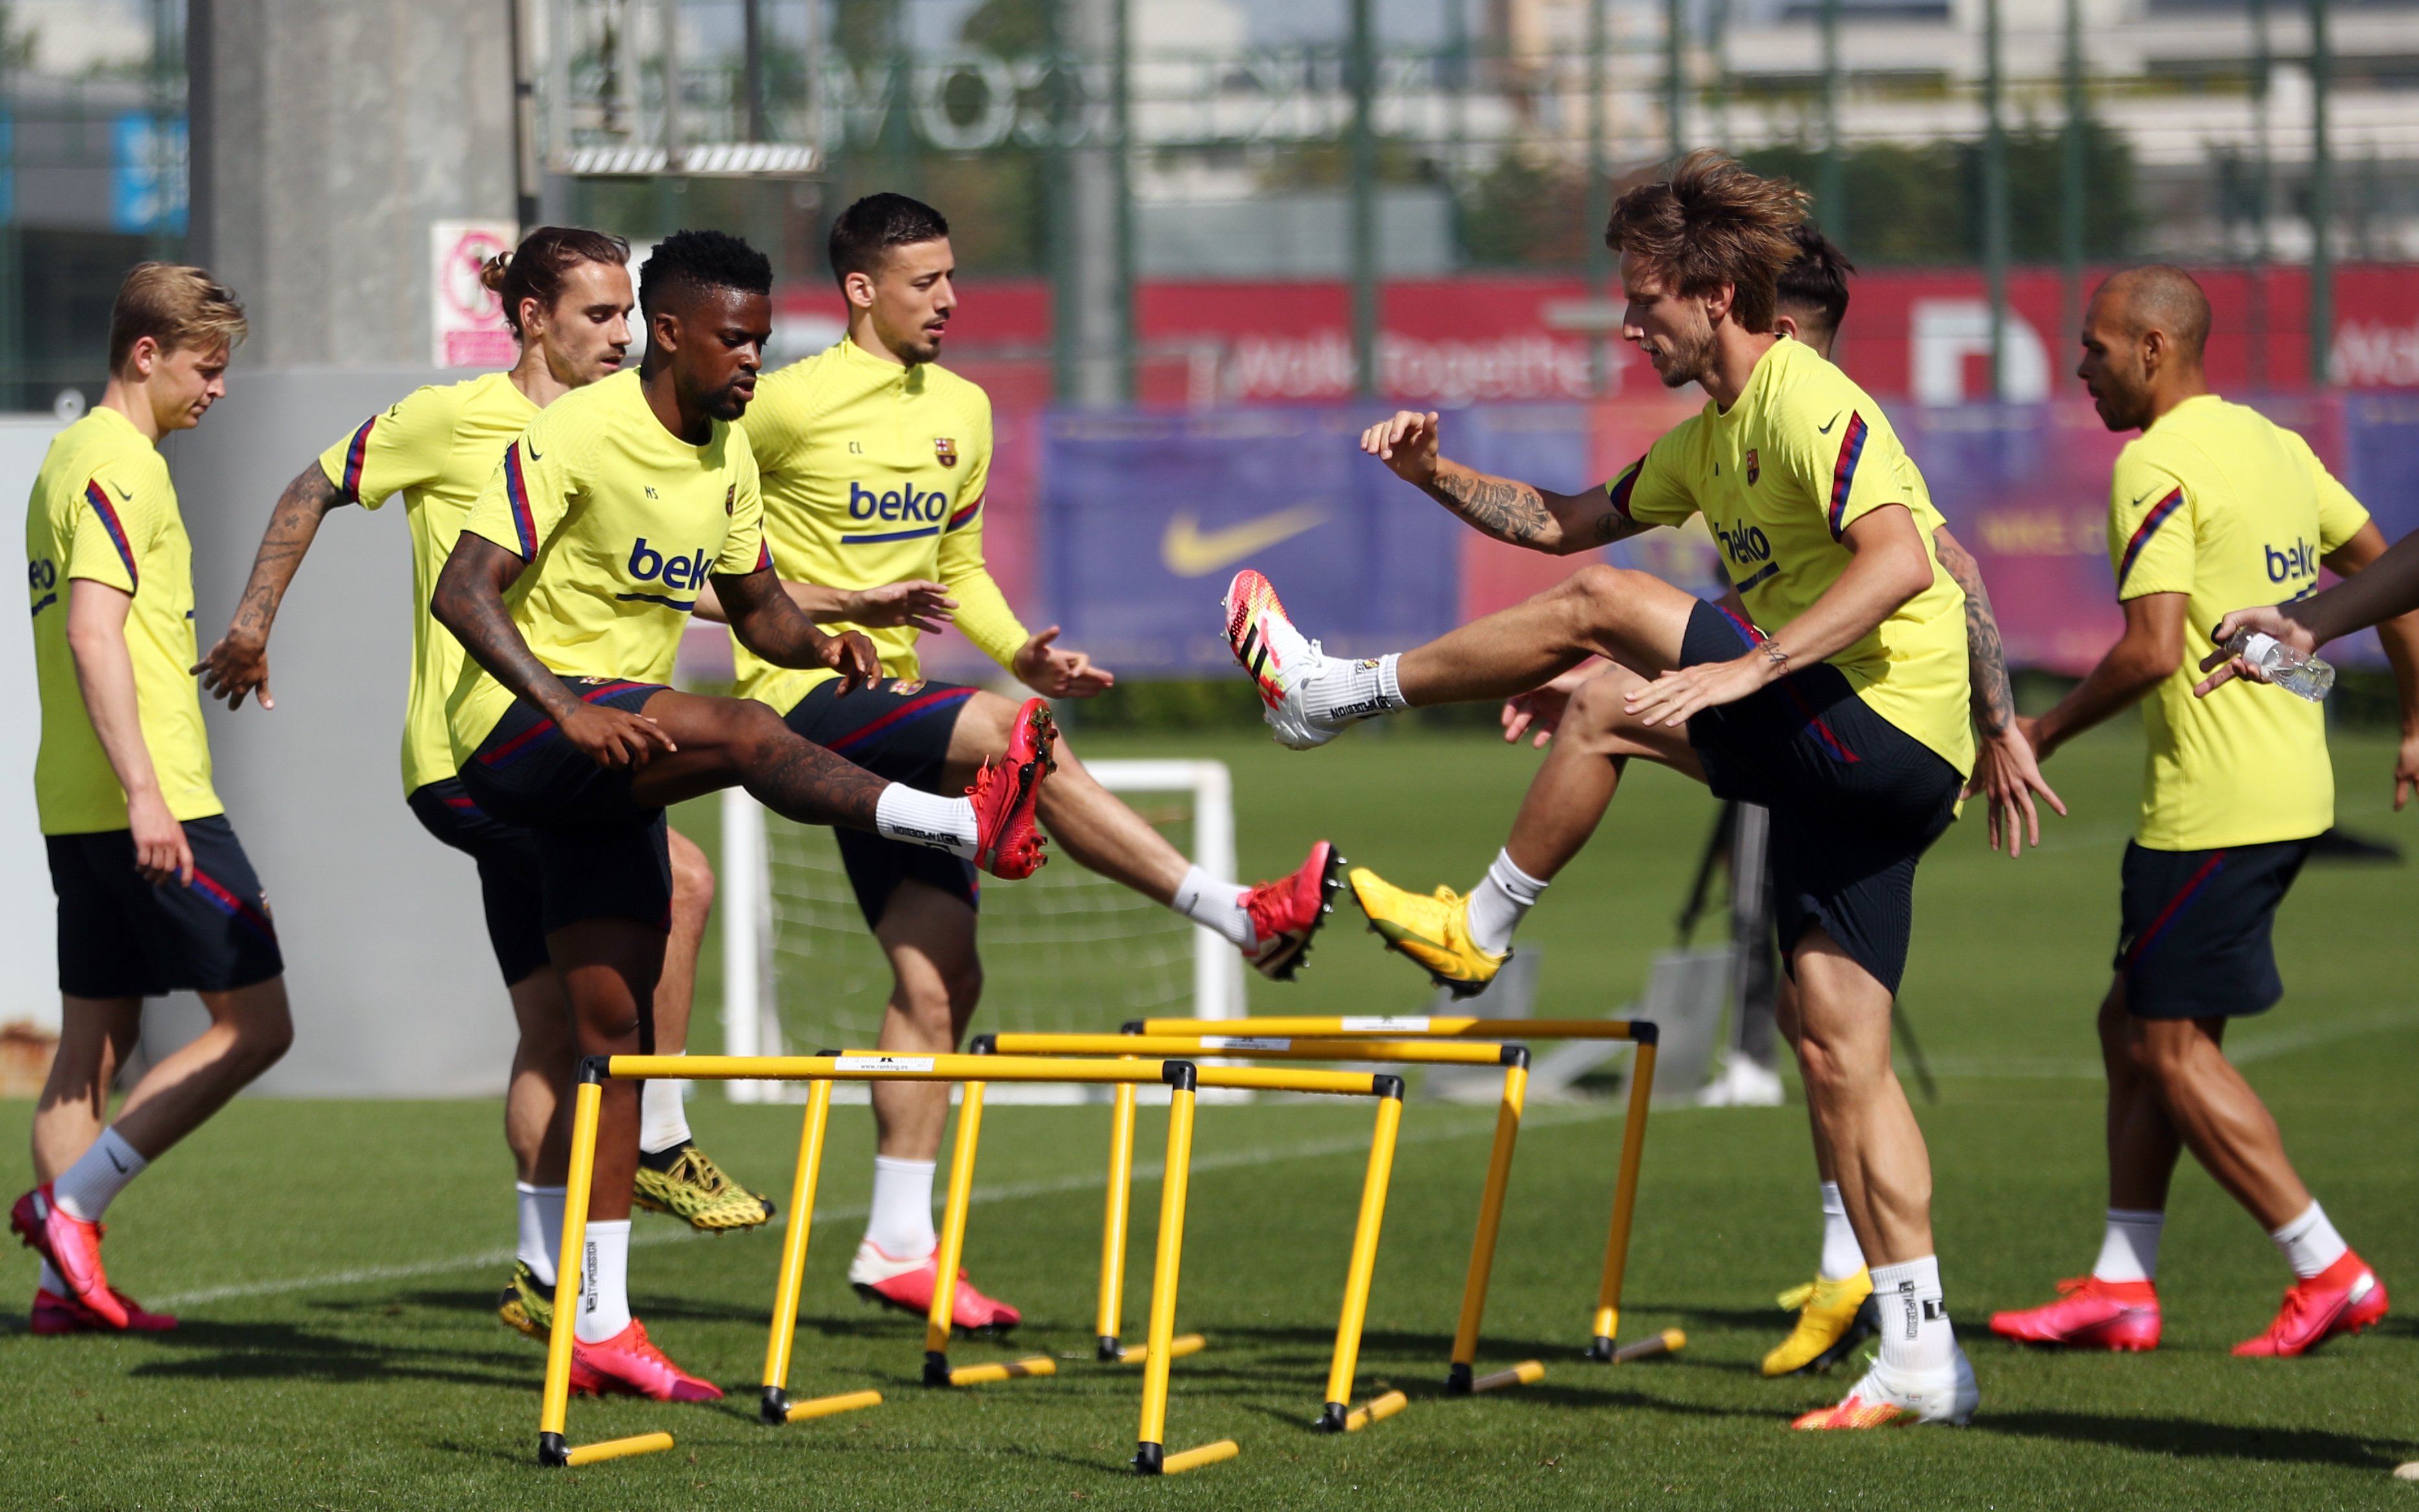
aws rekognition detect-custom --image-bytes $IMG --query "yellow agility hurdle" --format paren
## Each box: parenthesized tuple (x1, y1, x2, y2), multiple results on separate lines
(983, 1030, 1530, 1423)
(1136, 1016, 1663, 1381)
(539, 1052, 1293, 1476)
(933, 1038, 1411, 1432)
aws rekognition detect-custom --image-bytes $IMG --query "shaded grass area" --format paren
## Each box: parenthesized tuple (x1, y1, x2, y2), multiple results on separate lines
(3, 725, 2416, 1509)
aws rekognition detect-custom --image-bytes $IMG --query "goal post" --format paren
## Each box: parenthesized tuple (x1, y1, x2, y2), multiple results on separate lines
(720, 758, 1242, 1103)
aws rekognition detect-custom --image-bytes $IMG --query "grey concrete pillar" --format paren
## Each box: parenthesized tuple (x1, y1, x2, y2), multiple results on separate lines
(170, 1, 531, 1094)
(1062, 0, 1125, 406)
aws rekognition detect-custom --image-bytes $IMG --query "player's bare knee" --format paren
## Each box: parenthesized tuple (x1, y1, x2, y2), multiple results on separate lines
(668, 835, 716, 924)
(1558, 564, 1644, 636)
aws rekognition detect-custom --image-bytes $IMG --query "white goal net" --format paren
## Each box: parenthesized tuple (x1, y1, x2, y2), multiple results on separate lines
(719, 759, 1241, 1102)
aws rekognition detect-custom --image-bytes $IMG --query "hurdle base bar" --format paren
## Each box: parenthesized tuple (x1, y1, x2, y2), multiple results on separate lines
(1098, 1334, 1121, 1362)
(1116, 1332, 1205, 1365)
(538, 1430, 675, 1467)
(762, 1385, 883, 1425)
(932, 1353, 1056, 1386)
(1590, 1328, 1687, 1364)
(1135, 1439, 1240, 1476)
(1450, 1358, 1545, 1394)
(1316, 1390, 1407, 1432)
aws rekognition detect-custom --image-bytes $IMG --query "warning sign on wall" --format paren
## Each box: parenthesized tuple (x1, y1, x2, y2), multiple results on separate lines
(432, 220, 519, 369)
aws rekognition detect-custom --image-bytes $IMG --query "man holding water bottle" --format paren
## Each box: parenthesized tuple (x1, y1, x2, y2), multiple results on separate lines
(1990, 265, 2419, 1356)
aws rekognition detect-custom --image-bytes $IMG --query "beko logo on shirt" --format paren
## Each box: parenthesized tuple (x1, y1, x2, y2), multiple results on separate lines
(2265, 539, 2317, 584)
(627, 538, 711, 596)
(848, 481, 952, 524)
(1713, 520, 1773, 566)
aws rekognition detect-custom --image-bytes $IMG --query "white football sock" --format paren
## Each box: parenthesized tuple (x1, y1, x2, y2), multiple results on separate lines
(1173, 865, 1256, 950)
(38, 1259, 65, 1295)
(874, 785, 979, 857)
(1465, 848, 1548, 955)
(2092, 1208, 2165, 1285)
(52, 1128, 147, 1223)
(574, 1218, 632, 1343)
(516, 1182, 567, 1287)
(865, 1156, 938, 1259)
(1818, 1181, 1866, 1282)
(639, 1066, 693, 1156)
(2269, 1200, 2348, 1280)
(1869, 1255, 1957, 1375)
(1306, 653, 1406, 727)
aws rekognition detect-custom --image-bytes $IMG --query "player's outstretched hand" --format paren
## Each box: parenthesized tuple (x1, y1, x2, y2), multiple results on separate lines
(2193, 603, 2311, 696)
(128, 789, 193, 886)
(1016, 625, 1116, 699)
(1502, 660, 1607, 747)
(1623, 654, 1764, 728)
(1962, 723, 2066, 857)
(817, 628, 883, 694)
(848, 580, 957, 634)
(1359, 410, 1442, 487)
(194, 632, 274, 712)
(562, 703, 676, 769)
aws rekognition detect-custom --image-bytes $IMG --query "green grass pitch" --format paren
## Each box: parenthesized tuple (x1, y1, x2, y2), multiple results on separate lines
(4, 723, 2416, 1509)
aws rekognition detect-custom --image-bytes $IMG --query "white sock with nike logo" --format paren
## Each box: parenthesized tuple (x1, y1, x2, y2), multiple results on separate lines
(1173, 865, 1256, 949)
(1466, 848, 1548, 955)
(1869, 1255, 1957, 1375)
(1305, 653, 1406, 727)
(874, 785, 979, 857)
(2269, 1200, 2348, 1279)
(53, 1127, 147, 1223)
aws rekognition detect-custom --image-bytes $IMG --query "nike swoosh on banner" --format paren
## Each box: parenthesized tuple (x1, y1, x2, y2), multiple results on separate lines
(1160, 505, 1328, 578)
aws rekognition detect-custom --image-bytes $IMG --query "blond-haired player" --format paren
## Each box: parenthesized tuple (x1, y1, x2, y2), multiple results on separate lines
(15, 265, 291, 1334)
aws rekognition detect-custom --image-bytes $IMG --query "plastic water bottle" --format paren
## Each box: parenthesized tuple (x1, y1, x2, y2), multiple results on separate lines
(2226, 630, 2335, 702)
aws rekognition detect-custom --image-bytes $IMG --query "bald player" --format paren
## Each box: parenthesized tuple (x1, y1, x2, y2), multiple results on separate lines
(1991, 265, 2418, 1358)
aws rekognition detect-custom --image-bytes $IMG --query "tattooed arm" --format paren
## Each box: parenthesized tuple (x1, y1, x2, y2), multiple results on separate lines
(193, 463, 351, 710)
(1931, 524, 2013, 737)
(1933, 523, 2067, 855)
(1360, 409, 1651, 555)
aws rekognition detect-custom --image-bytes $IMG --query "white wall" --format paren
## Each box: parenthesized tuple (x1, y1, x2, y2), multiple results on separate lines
(0, 417, 68, 1030)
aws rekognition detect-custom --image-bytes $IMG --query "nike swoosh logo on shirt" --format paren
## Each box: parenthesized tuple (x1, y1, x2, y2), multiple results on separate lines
(111, 482, 132, 500)
(1817, 412, 1842, 435)
(524, 441, 543, 461)
(1160, 506, 1328, 577)
(2132, 489, 2156, 508)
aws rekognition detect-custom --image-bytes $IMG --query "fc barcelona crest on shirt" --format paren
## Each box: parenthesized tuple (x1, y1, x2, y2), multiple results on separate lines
(724, 483, 737, 513)
(935, 436, 959, 469)
(1744, 448, 1760, 485)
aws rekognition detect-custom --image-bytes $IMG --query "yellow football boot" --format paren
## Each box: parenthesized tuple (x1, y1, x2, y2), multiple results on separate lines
(632, 1141, 775, 1231)
(1348, 866, 1506, 998)
(1762, 1269, 1878, 1377)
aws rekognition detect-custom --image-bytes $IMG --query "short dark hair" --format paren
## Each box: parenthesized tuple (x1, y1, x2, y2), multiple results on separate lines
(1774, 223, 1855, 340)
(828, 193, 950, 286)
(638, 229, 773, 318)
(482, 226, 631, 336)
(1604, 150, 1806, 334)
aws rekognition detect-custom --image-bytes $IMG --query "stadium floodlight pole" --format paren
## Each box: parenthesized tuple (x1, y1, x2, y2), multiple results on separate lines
(1587, 0, 1610, 393)
(2060, 0, 2085, 369)
(657, 0, 685, 174)
(1819, 0, 1844, 251)
(1349, 0, 1379, 399)
(2308, 0, 2333, 385)
(741, 0, 769, 143)
(1982, 0, 2009, 401)
(1137, 1015, 1665, 1363)
(1113, 0, 1138, 401)
(1710, 0, 1733, 152)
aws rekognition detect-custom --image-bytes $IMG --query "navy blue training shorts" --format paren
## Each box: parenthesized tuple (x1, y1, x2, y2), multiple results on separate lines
(47, 814, 284, 998)
(781, 675, 979, 927)
(1679, 599, 1962, 996)
(2113, 837, 2311, 1019)
(456, 679, 673, 936)
(408, 776, 551, 986)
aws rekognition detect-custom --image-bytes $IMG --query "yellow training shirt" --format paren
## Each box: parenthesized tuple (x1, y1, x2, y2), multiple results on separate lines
(25, 404, 222, 833)
(318, 371, 539, 795)
(2107, 393, 2367, 850)
(447, 369, 769, 760)
(733, 339, 1026, 713)
(1608, 337, 1974, 778)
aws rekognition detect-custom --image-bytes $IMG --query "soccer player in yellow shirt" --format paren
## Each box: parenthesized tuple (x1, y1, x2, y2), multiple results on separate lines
(1493, 225, 2061, 1379)
(1226, 153, 1980, 1428)
(431, 229, 1053, 1406)
(193, 229, 773, 1352)
(707, 194, 1340, 1331)
(1989, 266, 2415, 1357)
(14, 265, 292, 1334)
